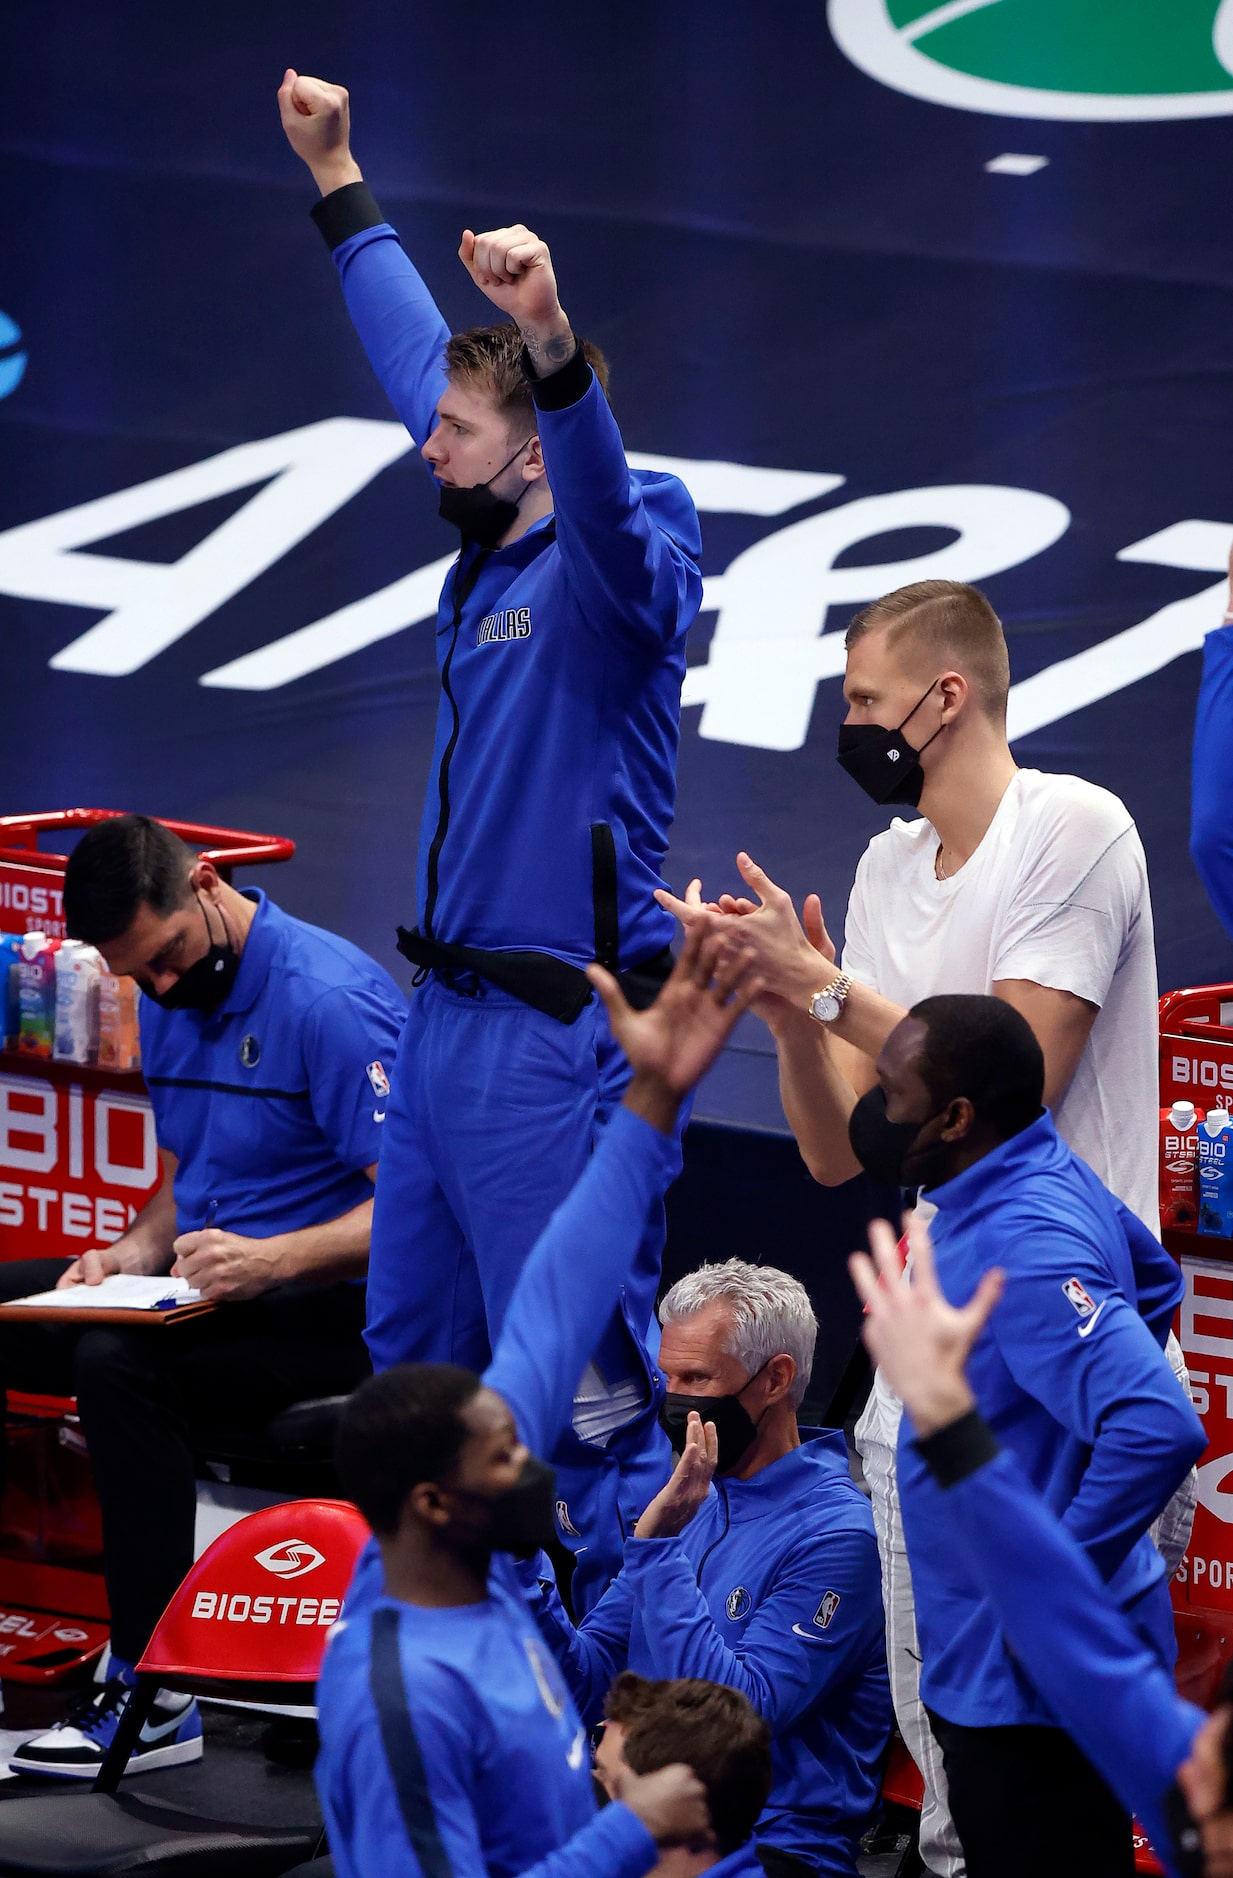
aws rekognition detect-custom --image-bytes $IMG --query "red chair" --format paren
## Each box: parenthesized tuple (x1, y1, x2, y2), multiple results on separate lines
(0, 1498, 368, 1876)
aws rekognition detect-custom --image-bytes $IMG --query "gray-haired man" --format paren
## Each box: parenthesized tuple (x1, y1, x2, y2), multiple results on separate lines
(530, 1259, 891, 1878)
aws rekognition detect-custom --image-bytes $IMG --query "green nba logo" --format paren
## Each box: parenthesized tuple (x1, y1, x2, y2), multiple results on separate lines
(829, 0, 1233, 119)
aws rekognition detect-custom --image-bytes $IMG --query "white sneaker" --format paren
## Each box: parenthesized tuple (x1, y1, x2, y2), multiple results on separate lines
(9, 1678, 202, 1779)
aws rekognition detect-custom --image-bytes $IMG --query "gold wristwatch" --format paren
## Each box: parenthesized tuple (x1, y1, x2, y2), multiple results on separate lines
(807, 973, 853, 1025)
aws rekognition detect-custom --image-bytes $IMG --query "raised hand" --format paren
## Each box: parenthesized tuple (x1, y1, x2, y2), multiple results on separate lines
(848, 1212, 1004, 1437)
(459, 226, 575, 374)
(634, 1411, 718, 1538)
(587, 921, 760, 1133)
(276, 69, 363, 196)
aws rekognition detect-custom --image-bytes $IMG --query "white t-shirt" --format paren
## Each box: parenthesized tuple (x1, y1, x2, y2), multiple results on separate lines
(840, 767, 1159, 1230)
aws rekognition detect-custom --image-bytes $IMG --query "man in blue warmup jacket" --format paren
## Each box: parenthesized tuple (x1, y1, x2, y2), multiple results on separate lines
(845, 993, 1208, 1878)
(852, 1212, 1233, 1878)
(278, 70, 702, 1606)
(0, 815, 405, 1780)
(316, 924, 758, 1878)
(1191, 540, 1233, 945)
(526, 1259, 890, 1878)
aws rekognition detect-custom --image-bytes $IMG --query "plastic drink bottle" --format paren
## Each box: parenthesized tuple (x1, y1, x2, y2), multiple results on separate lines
(1161, 1100, 1203, 1230)
(16, 932, 60, 1059)
(1198, 1105, 1233, 1239)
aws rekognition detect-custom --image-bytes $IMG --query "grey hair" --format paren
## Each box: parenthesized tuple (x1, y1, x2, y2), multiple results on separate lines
(658, 1260, 818, 1408)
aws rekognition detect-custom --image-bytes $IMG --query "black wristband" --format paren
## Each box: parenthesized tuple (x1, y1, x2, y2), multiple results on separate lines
(521, 339, 592, 412)
(912, 1408, 1000, 1488)
(310, 181, 386, 253)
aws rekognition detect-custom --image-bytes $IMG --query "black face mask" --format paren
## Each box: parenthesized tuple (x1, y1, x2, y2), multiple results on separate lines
(142, 896, 240, 1014)
(848, 1084, 956, 1191)
(448, 1454, 558, 1561)
(437, 439, 533, 548)
(837, 680, 946, 806)
(658, 1359, 773, 1476)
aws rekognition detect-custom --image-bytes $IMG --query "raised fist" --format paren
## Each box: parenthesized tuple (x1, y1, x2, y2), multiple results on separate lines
(459, 226, 568, 342)
(276, 69, 362, 195)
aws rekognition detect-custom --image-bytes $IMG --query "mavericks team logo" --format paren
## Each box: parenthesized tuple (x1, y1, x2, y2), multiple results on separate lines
(829, 0, 1233, 120)
(726, 1586, 752, 1621)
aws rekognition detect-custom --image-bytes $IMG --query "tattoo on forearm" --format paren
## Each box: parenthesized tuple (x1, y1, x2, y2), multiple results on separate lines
(521, 326, 577, 375)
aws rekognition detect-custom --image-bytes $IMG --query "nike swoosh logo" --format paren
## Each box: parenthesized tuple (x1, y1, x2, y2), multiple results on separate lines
(791, 1624, 826, 1640)
(140, 1708, 190, 1744)
(373, 1110, 386, 1123)
(1077, 1302, 1106, 1339)
(566, 1728, 586, 1769)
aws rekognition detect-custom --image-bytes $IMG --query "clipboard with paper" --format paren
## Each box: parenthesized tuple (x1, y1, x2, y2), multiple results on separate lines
(0, 1274, 217, 1326)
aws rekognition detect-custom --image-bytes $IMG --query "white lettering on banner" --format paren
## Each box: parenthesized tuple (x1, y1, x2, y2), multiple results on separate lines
(94, 1091, 158, 1191)
(684, 485, 1070, 750)
(190, 1590, 340, 1626)
(0, 420, 413, 677)
(198, 458, 844, 690)
(0, 1077, 57, 1174)
(1173, 1056, 1233, 1093)
(1005, 521, 1231, 740)
(0, 417, 1227, 748)
(0, 882, 64, 922)
(1181, 1260, 1233, 1362)
(0, 1181, 136, 1242)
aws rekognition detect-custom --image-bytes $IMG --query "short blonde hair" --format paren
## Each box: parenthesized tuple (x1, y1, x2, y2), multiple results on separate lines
(845, 579, 1010, 721)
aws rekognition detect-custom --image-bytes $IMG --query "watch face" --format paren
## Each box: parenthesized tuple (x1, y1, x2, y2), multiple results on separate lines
(811, 991, 838, 1022)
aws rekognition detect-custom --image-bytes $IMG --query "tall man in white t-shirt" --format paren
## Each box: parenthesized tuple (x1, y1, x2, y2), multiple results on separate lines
(659, 577, 1189, 1877)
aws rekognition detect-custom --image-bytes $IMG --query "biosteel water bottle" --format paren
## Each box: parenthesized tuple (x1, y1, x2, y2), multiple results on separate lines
(16, 932, 60, 1059)
(0, 934, 21, 1050)
(1161, 1100, 1204, 1230)
(52, 942, 100, 1065)
(1199, 1105, 1233, 1239)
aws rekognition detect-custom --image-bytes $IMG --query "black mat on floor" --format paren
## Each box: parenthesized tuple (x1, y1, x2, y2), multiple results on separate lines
(0, 1704, 322, 1842)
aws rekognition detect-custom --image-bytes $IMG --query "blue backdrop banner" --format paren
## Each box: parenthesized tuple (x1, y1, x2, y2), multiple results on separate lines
(2, 2, 1230, 1129)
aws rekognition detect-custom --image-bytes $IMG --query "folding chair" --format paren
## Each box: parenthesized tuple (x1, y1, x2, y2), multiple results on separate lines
(0, 1498, 368, 1876)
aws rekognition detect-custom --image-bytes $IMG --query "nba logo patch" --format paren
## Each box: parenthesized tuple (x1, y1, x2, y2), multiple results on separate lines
(555, 1500, 581, 1539)
(365, 1062, 391, 1099)
(1062, 1278, 1097, 1318)
(815, 1591, 841, 1630)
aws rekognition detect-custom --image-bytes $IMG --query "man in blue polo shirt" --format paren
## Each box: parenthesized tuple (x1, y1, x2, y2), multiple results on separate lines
(278, 72, 702, 1608)
(0, 814, 405, 1779)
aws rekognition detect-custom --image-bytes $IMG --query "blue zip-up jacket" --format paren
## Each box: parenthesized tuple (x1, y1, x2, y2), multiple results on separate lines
(898, 1112, 1207, 1730)
(527, 1434, 890, 1877)
(313, 185, 703, 967)
(316, 1105, 680, 1878)
(913, 1412, 1204, 1878)
(1192, 621, 1233, 944)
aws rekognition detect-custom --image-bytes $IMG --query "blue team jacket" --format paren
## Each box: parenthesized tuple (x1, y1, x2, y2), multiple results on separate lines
(899, 1113, 1207, 1730)
(1192, 623, 1233, 945)
(321, 192, 703, 968)
(316, 1107, 680, 1878)
(529, 1433, 891, 1877)
(917, 1416, 1203, 1878)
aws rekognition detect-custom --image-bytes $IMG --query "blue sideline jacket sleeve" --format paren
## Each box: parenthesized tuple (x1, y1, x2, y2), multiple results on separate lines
(1192, 622, 1233, 944)
(915, 1415, 1203, 1878)
(485, 1104, 681, 1459)
(312, 183, 451, 450)
(527, 350, 703, 654)
(620, 1528, 879, 1729)
(990, 1248, 1206, 1581)
(521, 1557, 638, 1726)
(302, 983, 406, 1174)
(329, 1654, 656, 1878)
(1121, 1203, 1186, 1347)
